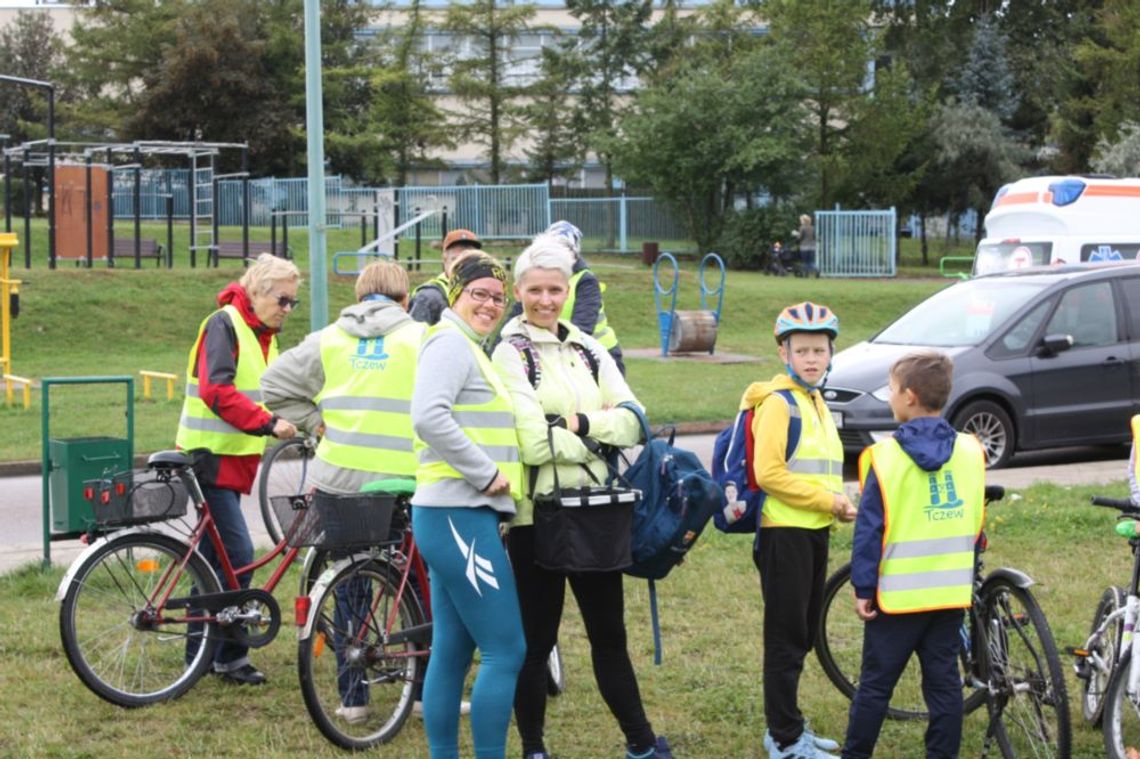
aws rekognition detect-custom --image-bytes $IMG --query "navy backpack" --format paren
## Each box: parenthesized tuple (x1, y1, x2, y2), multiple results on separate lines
(710, 390, 800, 533)
(618, 402, 722, 662)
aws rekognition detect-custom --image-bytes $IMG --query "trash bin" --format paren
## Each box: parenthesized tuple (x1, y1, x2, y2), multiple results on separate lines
(50, 436, 132, 533)
(642, 241, 659, 266)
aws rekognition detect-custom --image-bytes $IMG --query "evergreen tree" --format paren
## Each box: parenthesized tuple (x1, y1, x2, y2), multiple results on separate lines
(952, 15, 1017, 122)
(520, 46, 583, 185)
(441, 0, 536, 184)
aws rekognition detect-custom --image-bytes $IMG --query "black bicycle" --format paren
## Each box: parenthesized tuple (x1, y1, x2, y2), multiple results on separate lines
(816, 484, 1071, 757)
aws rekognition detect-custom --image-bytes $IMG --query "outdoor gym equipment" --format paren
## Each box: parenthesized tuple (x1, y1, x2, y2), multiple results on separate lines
(0, 231, 25, 404)
(653, 252, 726, 356)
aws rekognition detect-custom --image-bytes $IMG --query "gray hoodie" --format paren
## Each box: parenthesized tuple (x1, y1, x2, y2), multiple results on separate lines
(261, 298, 423, 494)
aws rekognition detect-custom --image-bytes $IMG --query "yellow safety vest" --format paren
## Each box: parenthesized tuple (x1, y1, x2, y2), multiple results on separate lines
(1132, 415, 1140, 485)
(562, 269, 618, 350)
(314, 320, 425, 477)
(760, 390, 844, 529)
(414, 320, 523, 501)
(176, 304, 278, 456)
(859, 434, 985, 614)
(413, 273, 448, 300)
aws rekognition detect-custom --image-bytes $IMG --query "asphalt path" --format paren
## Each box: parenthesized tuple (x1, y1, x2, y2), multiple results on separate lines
(0, 436, 1129, 575)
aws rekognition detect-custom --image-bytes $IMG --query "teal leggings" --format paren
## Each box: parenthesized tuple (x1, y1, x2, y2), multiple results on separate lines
(412, 506, 525, 759)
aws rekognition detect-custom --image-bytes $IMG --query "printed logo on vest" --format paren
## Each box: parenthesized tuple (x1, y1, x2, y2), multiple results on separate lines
(924, 471, 965, 522)
(350, 336, 389, 370)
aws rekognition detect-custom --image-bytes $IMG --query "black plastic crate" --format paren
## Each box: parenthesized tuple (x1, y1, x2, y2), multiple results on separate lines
(85, 470, 189, 527)
(273, 491, 399, 549)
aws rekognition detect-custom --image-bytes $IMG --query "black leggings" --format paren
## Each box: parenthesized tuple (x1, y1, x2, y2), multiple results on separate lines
(507, 526, 655, 755)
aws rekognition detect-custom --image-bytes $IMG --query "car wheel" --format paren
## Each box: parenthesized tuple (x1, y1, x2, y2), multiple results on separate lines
(952, 400, 1014, 469)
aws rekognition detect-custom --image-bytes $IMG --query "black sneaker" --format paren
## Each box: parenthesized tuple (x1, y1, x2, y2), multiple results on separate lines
(214, 664, 267, 686)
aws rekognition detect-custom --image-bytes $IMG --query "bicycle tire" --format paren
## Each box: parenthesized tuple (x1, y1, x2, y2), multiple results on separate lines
(815, 562, 986, 721)
(547, 643, 566, 697)
(298, 558, 427, 750)
(258, 436, 316, 545)
(977, 578, 1071, 758)
(59, 532, 221, 707)
(1083, 586, 1125, 727)
(1102, 649, 1140, 758)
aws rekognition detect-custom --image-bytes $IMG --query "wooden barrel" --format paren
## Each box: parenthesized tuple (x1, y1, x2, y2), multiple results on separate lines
(668, 310, 718, 353)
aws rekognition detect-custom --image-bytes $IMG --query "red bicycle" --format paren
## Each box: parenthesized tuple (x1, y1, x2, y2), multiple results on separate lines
(56, 450, 390, 708)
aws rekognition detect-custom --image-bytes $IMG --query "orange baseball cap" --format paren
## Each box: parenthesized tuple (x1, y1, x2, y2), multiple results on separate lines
(443, 228, 482, 251)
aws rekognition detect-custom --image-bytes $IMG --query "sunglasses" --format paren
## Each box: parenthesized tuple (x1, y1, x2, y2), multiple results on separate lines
(464, 287, 507, 307)
(276, 294, 301, 310)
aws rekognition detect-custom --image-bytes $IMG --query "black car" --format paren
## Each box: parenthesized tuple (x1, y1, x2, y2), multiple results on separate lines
(825, 263, 1140, 468)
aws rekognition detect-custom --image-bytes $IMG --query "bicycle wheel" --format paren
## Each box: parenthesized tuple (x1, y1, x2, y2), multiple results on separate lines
(59, 532, 221, 707)
(977, 578, 1071, 758)
(816, 562, 985, 721)
(258, 436, 316, 545)
(547, 643, 566, 697)
(1102, 650, 1140, 758)
(1083, 586, 1125, 727)
(299, 558, 427, 750)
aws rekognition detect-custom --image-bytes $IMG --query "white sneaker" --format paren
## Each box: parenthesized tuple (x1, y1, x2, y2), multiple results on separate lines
(413, 700, 472, 718)
(335, 704, 369, 724)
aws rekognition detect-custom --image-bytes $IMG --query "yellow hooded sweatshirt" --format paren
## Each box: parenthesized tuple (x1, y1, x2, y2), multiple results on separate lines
(743, 374, 838, 523)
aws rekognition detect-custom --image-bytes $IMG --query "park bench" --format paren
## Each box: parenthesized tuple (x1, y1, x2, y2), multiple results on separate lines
(210, 240, 291, 267)
(112, 238, 167, 267)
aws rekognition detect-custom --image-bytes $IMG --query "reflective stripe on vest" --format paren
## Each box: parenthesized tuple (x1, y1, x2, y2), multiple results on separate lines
(761, 390, 843, 529)
(1132, 415, 1140, 486)
(861, 434, 985, 614)
(414, 320, 523, 501)
(175, 304, 277, 456)
(562, 270, 618, 350)
(314, 320, 424, 476)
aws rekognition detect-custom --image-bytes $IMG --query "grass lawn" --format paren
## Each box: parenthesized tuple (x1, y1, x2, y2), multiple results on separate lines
(1, 221, 963, 462)
(0, 479, 1127, 756)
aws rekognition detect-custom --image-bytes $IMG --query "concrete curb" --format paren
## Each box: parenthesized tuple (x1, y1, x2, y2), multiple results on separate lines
(0, 420, 736, 478)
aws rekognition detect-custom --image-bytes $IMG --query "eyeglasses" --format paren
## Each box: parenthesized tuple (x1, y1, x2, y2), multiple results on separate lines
(464, 287, 507, 307)
(276, 295, 301, 310)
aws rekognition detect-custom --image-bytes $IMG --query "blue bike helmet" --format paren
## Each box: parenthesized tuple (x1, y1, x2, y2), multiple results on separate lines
(545, 220, 583, 254)
(774, 301, 839, 389)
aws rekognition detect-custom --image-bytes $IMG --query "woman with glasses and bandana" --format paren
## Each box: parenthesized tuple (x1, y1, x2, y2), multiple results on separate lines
(410, 252, 526, 759)
(491, 235, 672, 759)
(176, 253, 301, 686)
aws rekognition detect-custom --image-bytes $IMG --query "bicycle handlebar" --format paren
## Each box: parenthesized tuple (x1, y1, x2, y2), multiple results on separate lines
(1091, 495, 1138, 511)
(984, 485, 1005, 504)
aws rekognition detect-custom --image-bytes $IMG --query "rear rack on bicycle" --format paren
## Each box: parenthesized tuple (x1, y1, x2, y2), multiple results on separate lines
(83, 469, 190, 528)
(272, 490, 403, 549)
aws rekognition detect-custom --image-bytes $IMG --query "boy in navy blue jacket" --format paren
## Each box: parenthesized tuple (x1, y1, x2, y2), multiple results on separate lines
(841, 352, 985, 759)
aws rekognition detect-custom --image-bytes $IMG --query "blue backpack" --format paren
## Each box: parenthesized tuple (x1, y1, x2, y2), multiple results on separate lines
(710, 389, 800, 534)
(618, 402, 722, 662)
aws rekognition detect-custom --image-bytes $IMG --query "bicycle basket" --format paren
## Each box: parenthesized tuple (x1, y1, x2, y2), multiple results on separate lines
(282, 490, 400, 550)
(85, 470, 189, 527)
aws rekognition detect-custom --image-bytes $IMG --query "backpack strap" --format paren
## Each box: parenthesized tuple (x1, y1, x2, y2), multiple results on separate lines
(506, 332, 600, 390)
(774, 389, 803, 461)
(506, 334, 540, 388)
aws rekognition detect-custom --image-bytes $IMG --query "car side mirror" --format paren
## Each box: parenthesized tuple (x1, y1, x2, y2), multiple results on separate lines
(1037, 333, 1074, 357)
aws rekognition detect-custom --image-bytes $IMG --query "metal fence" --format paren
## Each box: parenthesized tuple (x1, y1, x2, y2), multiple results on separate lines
(817, 208, 897, 277)
(548, 196, 687, 252)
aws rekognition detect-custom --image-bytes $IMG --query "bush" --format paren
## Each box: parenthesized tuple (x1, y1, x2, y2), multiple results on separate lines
(715, 206, 799, 270)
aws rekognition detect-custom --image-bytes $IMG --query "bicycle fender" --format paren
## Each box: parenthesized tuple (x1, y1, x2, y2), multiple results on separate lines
(981, 567, 1035, 591)
(54, 527, 166, 601)
(297, 553, 381, 640)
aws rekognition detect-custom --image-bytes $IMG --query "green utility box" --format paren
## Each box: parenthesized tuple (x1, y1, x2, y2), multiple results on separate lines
(49, 436, 131, 533)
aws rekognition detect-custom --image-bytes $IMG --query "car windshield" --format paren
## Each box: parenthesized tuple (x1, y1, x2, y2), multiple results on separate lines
(873, 280, 1049, 347)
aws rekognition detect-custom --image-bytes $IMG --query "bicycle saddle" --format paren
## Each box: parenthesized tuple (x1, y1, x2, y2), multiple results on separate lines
(148, 450, 192, 470)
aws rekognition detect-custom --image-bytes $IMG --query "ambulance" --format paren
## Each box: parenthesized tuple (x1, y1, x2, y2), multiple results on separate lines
(972, 175, 1140, 275)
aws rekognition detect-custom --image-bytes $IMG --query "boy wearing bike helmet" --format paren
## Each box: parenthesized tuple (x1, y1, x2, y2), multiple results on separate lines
(842, 351, 985, 759)
(746, 302, 854, 759)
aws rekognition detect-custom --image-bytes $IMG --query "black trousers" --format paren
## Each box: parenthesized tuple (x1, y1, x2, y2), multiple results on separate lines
(508, 526, 655, 754)
(754, 526, 830, 747)
(842, 608, 965, 759)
